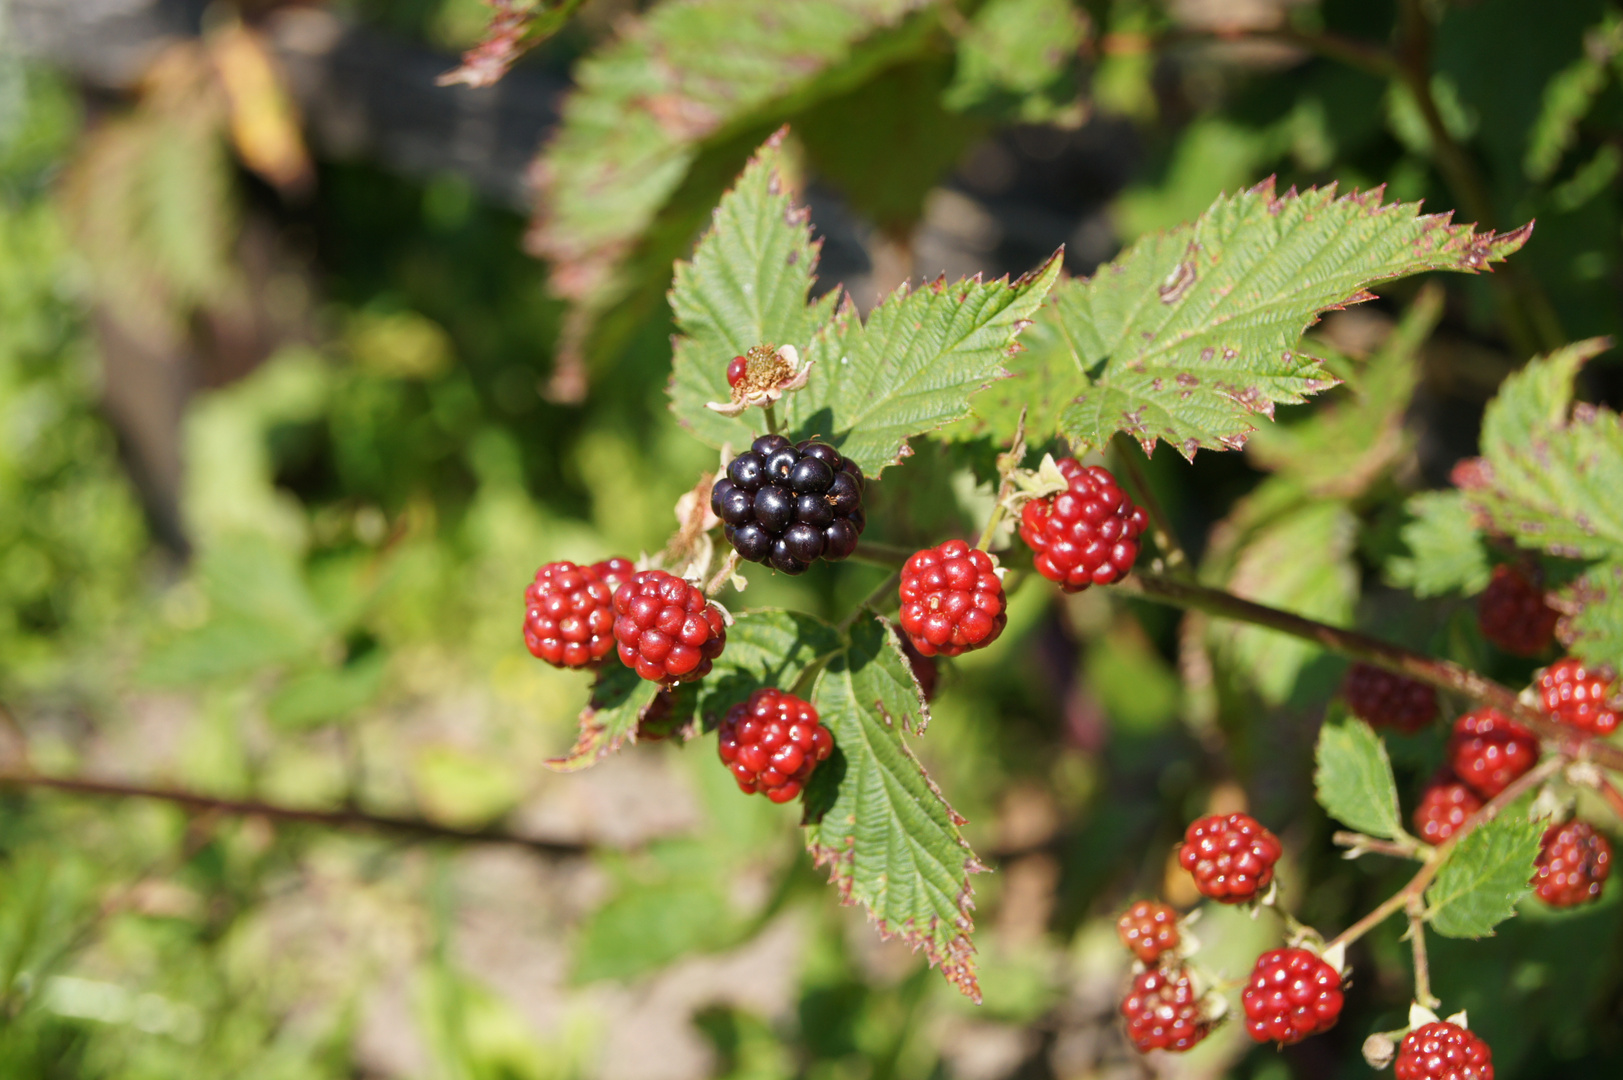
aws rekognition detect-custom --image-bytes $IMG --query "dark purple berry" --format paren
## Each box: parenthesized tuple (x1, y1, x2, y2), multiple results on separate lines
(729, 452, 765, 490)
(783, 523, 825, 561)
(753, 485, 794, 532)
(720, 439, 866, 574)
(788, 456, 834, 493)
(769, 540, 807, 575)
(730, 523, 772, 561)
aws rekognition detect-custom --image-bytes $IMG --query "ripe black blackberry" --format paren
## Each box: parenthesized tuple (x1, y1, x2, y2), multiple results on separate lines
(712, 434, 865, 574)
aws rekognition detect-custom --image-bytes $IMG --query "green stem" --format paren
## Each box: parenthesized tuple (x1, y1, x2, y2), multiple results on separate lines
(763, 401, 781, 436)
(850, 540, 913, 568)
(1407, 897, 1439, 1010)
(975, 503, 1008, 552)
(838, 570, 901, 634)
(1328, 756, 1563, 951)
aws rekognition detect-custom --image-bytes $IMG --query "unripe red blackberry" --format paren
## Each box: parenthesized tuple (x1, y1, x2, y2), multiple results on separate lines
(1413, 773, 1482, 845)
(523, 558, 634, 669)
(1019, 458, 1148, 592)
(1120, 965, 1211, 1053)
(611, 569, 727, 684)
(1116, 899, 1179, 964)
(1537, 658, 1620, 736)
(1343, 662, 1438, 733)
(713, 435, 865, 574)
(1241, 948, 1344, 1045)
(1177, 813, 1282, 904)
(898, 539, 1007, 658)
(1532, 820, 1612, 907)
(1447, 708, 1539, 798)
(1395, 1021, 1494, 1080)
(716, 687, 834, 804)
(725, 354, 748, 387)
(1478, 564, 1557, 657)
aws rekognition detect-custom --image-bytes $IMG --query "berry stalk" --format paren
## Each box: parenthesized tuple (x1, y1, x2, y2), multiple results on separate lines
(1405, 897, 1439, 1011)
(1124, 572, 1623, 772)
(1328, 756, 1564, 952)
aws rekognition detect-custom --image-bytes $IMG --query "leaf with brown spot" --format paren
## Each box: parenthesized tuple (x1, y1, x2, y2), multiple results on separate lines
(1048, 179, 1530, 457)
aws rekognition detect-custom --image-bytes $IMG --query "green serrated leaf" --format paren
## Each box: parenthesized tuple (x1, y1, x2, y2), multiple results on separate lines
(668, 132, 839, 451)
(697, 608, 845, 718)
(783, 252, 1062, 476)
(1386, 490, 1494, 598)
(805, 616, 984, 1001)
(1051, 180, 1531, 458)
(545, 665, 661, 773)
(1247, 285, 1441, 495)
(1426, 815, 1544, 939)
(1459, 338, 1623, 561)
(1218, 495, 1359, 704)
(940, 304, 1085, 444)
(1556, 559, 1623, 673)
(1314, 717, 1405, 841)
(530, 0, 934, 338)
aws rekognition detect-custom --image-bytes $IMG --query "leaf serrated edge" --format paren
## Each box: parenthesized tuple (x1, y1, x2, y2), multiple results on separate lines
(544, 676, 660, 773)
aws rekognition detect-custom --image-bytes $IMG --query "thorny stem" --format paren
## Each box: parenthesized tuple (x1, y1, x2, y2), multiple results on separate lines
(1328, 756, 1564, 952)
(1406, 897, 1439, 1010)
(0, 769, 591, 858)
(1110, 434, 1189, 577)
(1123, 573, 1623, 772)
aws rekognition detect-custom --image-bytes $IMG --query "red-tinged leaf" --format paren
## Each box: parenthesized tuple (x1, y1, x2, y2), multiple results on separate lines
(545, 665, 661, 773)
(438, 1, 585, 89)
(1051, 178, 1532, 458)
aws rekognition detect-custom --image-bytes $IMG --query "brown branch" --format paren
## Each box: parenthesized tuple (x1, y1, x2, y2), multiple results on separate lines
(1406, 896, 1439, 1010)
(0, 770, 590, 858)
(1333, 831, 1426, 860)
(1328, 756, 1563, 951)
(1123, 573, 1623, 772)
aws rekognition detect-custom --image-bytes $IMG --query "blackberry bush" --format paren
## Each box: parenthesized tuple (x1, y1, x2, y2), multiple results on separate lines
(1019, 459, 1147, 592)
(1116, 899, 1180, 964)
(1477, 563, 1558, 657)
(523, 558, 634, 669)
(897, 539, 1006, 658)
(1396, 1022, 1495, 1080)
(1120, 965, 1212, 1053)
(1532, 820, 1612, 907)
(1178, 812, 1282, 904)
(611, 569, 728, 684)
(1241, 948, 1345, 1045)
(1343, 662, 1438, 733)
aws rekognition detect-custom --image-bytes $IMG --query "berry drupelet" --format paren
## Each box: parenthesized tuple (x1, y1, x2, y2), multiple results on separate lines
(1343, 662, 1438, 733)
(1241, 948, 1344, 1045)
(717, 687, 834, 803)
(1116, 899, 1180, 964)
(1395, 1022, 1494, 1080)
(1020, 459, 1148, 592)
(1413, 773, 1483, 845)
(1178, 813, 1282, 904)
(1532, 820, 1612, 907)
(1120, 965, 1212, 1053)
(1537, 658, 1620, 735)
(713, 434, 865, 574)
(1448, 708, 1539, 799)
(524, 558, 635, 669)
(1477, 563, 1558, 657)
(611, 569, 727, 684)
(898, 540, 1007, 658)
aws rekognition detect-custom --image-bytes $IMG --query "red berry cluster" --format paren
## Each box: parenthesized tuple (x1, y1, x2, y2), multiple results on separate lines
(1120, 966, 1211, 1053)
(1413, 774, 1482, 845)
(1532, 820, 1612, 907)
(1019, 458, 1148, 592)
(1477, 563, 1558, 657)
(524, 558, 634, 669)
(1395, 1021, 1495, 1080)
(898, 539, 1006, 658)
(612, 569, 728, 684)
(1178, 813, 1282, 903)
(1343, 662, 1437, 733)
(1116, 899, 1180, 964)
(1447, 709, 1539, 799)
(1241, 947, 1345, 1045)
(1537, 658, 1619, 735)
(717, 687, 833, 803)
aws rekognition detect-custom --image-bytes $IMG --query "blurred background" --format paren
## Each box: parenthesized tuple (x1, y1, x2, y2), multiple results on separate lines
(1, 0, 1621, 1077)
